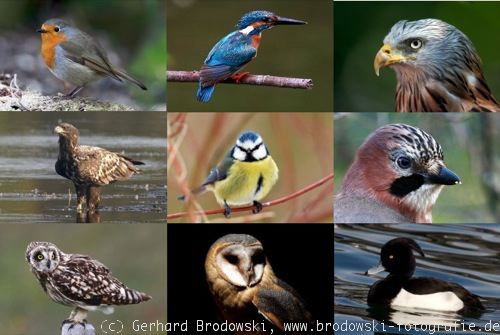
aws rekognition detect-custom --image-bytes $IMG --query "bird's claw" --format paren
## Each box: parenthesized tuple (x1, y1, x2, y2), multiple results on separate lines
(223, 202, 232, 218)
(230, 72, 250, 83)
(252, 201, 263, 214)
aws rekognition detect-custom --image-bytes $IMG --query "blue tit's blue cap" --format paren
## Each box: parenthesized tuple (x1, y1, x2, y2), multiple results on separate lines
(237, 131, 262, 144)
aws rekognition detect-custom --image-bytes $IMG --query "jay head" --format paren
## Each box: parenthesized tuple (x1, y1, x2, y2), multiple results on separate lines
(339, 124, 460, 223)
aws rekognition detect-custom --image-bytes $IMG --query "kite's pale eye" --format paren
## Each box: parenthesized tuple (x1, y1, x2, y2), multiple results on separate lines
(410, 39, 422, 50)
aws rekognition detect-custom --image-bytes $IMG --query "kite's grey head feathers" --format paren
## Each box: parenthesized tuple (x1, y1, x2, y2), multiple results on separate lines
(374, 18, 500, 112)
(382, 19, 479, 75)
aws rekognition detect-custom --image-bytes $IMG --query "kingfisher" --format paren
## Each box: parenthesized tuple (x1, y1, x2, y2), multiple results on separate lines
(196, 10, 307, 102)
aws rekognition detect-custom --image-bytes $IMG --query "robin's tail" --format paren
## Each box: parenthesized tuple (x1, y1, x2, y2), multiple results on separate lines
(197, 84, 215, 102)
(114, 68, 148, 90)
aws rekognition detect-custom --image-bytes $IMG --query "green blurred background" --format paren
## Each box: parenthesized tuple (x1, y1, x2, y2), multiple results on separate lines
(0, 224, 166, 335)
(334, 113, 499, 223)
(334, 2, 500, 112)
(167, 0, 333, 112)
(167, 112, 333, 223)
(0, 0, 166, 110)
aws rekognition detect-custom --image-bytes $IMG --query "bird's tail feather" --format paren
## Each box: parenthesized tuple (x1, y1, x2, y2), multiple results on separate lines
(177, 185, 207, 201)
(113, 68, 148, 90)
(118, 154, 145, 166)
(197, 84, 215, 102)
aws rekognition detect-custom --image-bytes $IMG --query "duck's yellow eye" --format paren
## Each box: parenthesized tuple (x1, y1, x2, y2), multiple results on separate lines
(36, 254, 44, 261)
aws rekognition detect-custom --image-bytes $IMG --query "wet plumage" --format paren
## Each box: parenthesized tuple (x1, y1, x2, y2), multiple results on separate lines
(54, 123, 144, 211)
(375, 18, 500, 112)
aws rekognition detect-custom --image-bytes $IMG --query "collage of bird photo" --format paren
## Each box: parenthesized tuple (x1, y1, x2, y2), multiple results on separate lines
(0, 0, 499, 335)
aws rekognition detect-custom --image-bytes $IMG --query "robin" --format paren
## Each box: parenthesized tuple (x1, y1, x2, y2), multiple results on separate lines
(37, 18, 147, 97)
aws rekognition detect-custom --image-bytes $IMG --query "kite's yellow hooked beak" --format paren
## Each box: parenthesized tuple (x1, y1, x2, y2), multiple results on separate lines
(374, 44, 413, 76)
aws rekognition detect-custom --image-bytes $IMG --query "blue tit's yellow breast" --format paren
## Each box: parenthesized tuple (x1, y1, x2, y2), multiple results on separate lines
(213, 156, 279, 206)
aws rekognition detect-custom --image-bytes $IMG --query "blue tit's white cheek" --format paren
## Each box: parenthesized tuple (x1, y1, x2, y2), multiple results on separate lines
(252, 145, 267, 160)
(391, 289, 464, 312)
(232, 147, 246, 161)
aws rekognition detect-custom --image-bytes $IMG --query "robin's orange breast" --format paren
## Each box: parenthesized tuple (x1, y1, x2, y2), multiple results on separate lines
(40, 33, 68, 69)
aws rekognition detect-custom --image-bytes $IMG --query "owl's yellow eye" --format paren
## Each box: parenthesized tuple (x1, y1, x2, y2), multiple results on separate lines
(36, 254, 44, 261)
(51, 254, 56, 260)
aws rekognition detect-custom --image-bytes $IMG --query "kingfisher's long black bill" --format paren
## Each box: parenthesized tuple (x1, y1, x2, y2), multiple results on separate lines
(275, 16, 307, 25)
(427, 167, 461, 186)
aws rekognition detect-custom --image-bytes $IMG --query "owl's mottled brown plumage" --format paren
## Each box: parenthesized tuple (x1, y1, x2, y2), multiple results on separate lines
(26, 241, 151, 322)
(54, 123, 144, 211)
(375, 18, 500, 112)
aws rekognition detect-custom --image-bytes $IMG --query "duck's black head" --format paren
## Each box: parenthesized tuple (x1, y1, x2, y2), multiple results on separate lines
(369, 237, 425, 278)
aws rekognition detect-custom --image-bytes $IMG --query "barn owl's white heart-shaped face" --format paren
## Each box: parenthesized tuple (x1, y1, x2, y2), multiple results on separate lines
(216, 243, 266, 288)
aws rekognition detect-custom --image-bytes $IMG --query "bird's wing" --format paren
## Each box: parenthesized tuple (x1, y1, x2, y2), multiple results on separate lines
(74, 145, 141, 185)
(201, 156, 234, 187)
(252, 279, 313, 332)
(405, 277, 484, 312)
(200, 31, 257, 86)
(50, 255, 114, 306)
(59, 34, 122, 82)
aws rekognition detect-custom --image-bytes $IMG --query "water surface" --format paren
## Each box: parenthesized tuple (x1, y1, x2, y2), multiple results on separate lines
(0, 112, 166, 223)
(335, 224, 500, 335)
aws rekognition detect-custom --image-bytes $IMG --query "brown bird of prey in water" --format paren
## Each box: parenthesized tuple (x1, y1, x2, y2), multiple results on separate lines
(54, 123, 144, 212)
(374, 18, 500, 112)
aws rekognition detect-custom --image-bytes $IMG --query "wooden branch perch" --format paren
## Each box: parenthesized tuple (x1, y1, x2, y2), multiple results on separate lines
(167, 173, 333, 220)
(167, 70, 313, 89)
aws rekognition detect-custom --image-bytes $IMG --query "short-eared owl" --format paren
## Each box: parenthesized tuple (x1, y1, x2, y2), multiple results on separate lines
(205, 234, 312, 334)
(26, 241, 151, 322)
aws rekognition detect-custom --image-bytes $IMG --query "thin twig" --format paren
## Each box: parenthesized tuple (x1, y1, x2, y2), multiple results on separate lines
(167, 70, 313, 89)
(167, 173, 333, 220)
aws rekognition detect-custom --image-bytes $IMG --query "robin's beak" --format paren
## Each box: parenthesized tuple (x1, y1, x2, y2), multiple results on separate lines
(274, 16, 307, 25)
(425, 166, 461, 186)
(37, 28, 47, 34)
(374, 43, 414, 76)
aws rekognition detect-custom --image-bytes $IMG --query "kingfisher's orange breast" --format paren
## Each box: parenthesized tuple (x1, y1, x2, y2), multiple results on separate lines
(251, 34, 262, 49)
(40, 33, 67, 69)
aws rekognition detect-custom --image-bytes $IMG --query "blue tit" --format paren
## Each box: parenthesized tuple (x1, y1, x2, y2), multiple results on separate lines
(179, 131, 279, 218)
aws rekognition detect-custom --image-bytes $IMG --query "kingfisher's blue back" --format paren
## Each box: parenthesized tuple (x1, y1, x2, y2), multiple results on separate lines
(197, 32, 258, 102)
(196, 10, 306, 103)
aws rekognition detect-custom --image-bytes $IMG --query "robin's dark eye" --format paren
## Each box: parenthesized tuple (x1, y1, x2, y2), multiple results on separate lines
(54, 26, 60, 32)
(397, 156, 411, 169)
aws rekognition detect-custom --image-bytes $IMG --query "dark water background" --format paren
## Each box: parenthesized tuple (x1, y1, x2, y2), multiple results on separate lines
(335, 224, 500, 335)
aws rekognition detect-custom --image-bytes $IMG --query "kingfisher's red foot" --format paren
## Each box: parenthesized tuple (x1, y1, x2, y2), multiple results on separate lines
(231, 72, 250, 83)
